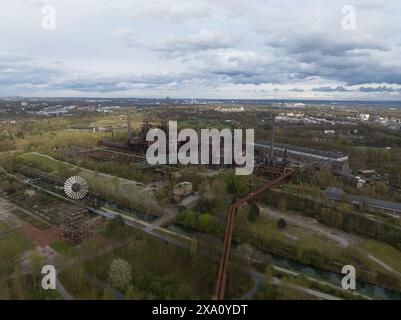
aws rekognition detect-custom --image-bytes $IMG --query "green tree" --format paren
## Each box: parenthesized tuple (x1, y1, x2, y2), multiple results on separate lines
(237, 243, 254, 264)
(248, 203, 260, 222)
(126, 285, 141, 300)
(198, 214, 223, 235)
(277, 218, 287, 230)
(65, 264, 85, 292)
(278, 198, 287, 212)
(28, 252, 44, 289)
(108, 259, 132, 290)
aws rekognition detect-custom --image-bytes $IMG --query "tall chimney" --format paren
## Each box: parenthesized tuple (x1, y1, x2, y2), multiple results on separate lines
(127, 113, 132, 139)
(196, 108, 200, 138)
(270, 114, 276, 160)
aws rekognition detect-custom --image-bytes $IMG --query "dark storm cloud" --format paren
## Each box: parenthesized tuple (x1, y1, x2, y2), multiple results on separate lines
(312, 86, 351, 92)
(50, 72, 202, 93)
(264, 31, 401, 85)
(358, 86, 401, 92)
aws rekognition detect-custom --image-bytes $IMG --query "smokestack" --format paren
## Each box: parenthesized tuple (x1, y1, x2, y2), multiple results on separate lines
(270, 114, 276, 160)
(127, 114, 132, 138)
(196, 108, 200, 138)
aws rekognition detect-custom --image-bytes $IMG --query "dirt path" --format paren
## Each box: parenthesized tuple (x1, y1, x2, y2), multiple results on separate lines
(244, 269, 342, 300)
(363, 252, 401, 278)
(259, 205, 361, 247)
(145, 206, 178, 231)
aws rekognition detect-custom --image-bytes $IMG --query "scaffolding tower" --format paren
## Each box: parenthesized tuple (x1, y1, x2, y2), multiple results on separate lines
(59, 208, 92, 246)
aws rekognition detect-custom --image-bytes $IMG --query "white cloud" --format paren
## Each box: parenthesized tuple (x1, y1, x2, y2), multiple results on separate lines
(110, 28, 140, 48)
(154, 29, 237, 57)
(1, 0, 401, 99)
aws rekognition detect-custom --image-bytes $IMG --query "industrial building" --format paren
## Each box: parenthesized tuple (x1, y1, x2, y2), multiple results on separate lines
(324, 187, 401, 216)
(59, 208, 93, 246)
(173, 182, 193, 202)
(254, 140, 350, 173)
(99, 112, 350, 176)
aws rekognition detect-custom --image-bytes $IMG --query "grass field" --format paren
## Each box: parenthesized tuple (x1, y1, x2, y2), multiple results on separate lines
(50, 240, 75, 255)
(241, 211, 401, 288)
(363, 239, 401, 274)
(19, 153, 58, 173)
(244, 213, 343, 257)
(0, 222, 34, 276)
(0, 223, 34, 253)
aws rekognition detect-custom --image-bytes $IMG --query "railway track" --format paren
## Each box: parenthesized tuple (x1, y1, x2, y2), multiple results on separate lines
(214, 169, 299, 300)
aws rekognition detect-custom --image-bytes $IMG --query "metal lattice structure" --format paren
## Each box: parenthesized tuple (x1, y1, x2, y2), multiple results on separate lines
(59, 208, 92, 246)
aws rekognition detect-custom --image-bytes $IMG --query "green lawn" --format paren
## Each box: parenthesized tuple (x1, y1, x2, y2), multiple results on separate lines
(0, 223, 35, 276)
(245, 213, 343, 256)
(0, 223, 34, 253)
(50, 240, 74, 255)
(362, 239, 401, 274)
(18, 153, 58, 173)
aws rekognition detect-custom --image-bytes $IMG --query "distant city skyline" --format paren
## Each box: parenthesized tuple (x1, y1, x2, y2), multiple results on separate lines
(1, 0, 401, 100)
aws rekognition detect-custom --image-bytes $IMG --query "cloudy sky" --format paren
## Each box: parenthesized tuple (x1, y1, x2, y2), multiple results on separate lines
(1, 0, 401, 99)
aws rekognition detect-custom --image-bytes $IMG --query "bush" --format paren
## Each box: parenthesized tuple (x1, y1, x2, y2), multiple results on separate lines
(248, 203, 260, 222)
(277, 218, 287, 230)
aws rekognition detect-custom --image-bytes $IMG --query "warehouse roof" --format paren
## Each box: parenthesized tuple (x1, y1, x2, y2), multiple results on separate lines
(255, 140, 349, 162)
(324, 187, 401, 214)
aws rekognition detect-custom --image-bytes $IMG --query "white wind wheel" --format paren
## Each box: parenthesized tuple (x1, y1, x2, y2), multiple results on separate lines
(64, 176, 89, 200)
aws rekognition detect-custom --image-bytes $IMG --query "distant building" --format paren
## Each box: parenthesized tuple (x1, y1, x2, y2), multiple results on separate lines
(93, 126, 113, 133)
(357, 169, 376, 177)
(255, 140, 350, 173)
(214, 106, 245, 113)
(324, 187, 401, 216)
(173, 182, 193, 202)
(359, 113, 370, 121)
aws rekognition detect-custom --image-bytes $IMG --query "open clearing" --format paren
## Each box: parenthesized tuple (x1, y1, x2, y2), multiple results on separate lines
(259, 204, 401, 279)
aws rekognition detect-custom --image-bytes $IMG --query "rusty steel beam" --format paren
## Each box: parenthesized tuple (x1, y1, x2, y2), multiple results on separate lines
(214, 169, 299, 300)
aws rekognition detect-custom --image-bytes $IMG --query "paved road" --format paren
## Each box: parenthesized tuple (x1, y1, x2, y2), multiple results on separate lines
(241, 270, 265, 299)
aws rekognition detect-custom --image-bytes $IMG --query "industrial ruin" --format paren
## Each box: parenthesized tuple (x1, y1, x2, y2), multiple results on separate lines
(59, 207, 93, 246)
